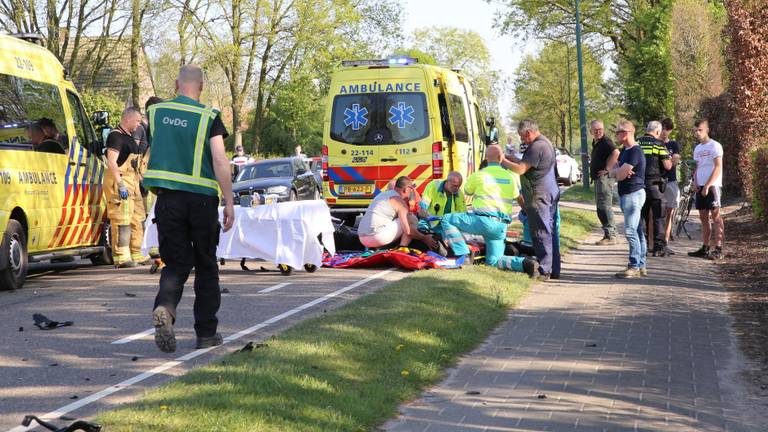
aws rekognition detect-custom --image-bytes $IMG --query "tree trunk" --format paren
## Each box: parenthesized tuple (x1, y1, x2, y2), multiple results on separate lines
(130, 0, 142, 108)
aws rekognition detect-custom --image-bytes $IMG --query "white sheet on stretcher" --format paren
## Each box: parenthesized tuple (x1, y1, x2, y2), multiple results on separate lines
(142, 200, 336, 269)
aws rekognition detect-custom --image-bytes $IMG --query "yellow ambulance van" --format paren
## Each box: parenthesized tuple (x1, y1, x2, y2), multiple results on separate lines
(1, 34, 110, 290)
(321, 57, 489, 215)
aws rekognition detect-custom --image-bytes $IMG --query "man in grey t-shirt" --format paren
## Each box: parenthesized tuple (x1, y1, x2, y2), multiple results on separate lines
(501, 119, 561, 281)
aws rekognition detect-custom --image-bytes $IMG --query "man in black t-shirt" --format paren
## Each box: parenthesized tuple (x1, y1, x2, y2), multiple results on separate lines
(589, 120, 619, 245)
(660, 118, 681, 247)
(104, 107, 147, 268)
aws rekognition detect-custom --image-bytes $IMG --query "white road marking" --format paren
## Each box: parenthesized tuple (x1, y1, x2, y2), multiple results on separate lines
(8, 270, 393, 432)
(111, 282, 293, 344)
(111, 328, 155, 345)
(257, 282, 290, 293)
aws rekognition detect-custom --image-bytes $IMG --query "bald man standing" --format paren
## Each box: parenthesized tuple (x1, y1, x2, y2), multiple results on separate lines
(143, 65, 235, 353)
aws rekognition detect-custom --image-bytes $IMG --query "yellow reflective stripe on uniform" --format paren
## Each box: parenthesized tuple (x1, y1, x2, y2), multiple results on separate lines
(144, 169, 219, 190)
(474, 195, 517, 205)
(192, 113, 211, 177)
(157, 101, 218, 118)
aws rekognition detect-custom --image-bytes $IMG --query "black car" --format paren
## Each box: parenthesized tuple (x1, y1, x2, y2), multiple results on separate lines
(233, 157, 321, 205)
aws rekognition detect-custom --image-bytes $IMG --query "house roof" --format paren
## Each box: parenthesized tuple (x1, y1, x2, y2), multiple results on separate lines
(61, 34, 155, 106)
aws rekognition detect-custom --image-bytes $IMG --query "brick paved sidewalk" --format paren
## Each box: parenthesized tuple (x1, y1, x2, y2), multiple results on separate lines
(384, 213, 763, 431)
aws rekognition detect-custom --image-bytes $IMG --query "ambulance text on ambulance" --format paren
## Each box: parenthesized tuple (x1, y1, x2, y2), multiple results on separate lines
(339, 82, 422, 94)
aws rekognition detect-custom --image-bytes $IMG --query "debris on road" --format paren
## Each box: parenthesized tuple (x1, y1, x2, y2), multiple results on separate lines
(33, 313, 73, 330)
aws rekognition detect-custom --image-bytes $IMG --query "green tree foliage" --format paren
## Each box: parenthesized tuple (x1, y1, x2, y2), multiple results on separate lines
(405, 27, 502, 118)
(80, 90, 125, 129)
(619, 0, 674, 124)
(493, 0, 675, 124)
(511, 42, 619, 152)
(670, 0, 726, 152)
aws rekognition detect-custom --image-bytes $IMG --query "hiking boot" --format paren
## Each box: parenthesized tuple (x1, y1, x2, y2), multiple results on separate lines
(639, 267, 648, 277)
(615, 267, 642, 279)
(196, 333, 223, 349)
(595, 237, 619, 246)
(522, 258, 539, 278)
(153, 306, 176, 353)
(117, 261, 139, 268)
(688, 245, 710, 258)
(708, 246, 723, 260)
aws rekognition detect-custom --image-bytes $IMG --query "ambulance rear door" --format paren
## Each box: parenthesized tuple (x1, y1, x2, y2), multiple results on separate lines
(441, 73, 476, 180)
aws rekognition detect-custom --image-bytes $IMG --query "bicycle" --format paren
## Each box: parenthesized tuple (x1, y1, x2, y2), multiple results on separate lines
(674, 161, 696, 240)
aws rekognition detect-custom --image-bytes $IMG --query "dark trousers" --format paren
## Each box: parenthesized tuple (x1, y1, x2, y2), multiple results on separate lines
(641, 186, 666, 250)
(152, 189, 221, 338)
(594, 175, 617, 238)
(526, 191, 561, 276)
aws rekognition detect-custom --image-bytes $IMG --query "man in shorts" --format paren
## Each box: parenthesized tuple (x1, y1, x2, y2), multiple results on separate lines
(688, 119, 724, 260)
(358, 176, 437, 249)
(660, 118, 682, 252)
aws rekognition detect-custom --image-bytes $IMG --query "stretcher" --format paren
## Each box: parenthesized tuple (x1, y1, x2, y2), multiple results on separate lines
(142, 200, 336, 276)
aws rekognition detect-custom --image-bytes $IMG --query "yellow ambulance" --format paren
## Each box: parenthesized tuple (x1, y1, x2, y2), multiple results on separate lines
(321, 57, 489, 216)
(0, 34, 110, 290)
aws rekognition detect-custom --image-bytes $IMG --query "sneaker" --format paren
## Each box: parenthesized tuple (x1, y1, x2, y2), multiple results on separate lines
(535, 272, 551, 282)
(639, 268, 648, 277)
(688, 245, 710, 258)
(196, 333, 223, 349)
(615, 268, 642, 279)
(117, 261, 139, 268)
(595, 237, 619, 246)
(153, 306, 176, 353)
(708, 247, 723, 260)
(522, 258, 539, 278)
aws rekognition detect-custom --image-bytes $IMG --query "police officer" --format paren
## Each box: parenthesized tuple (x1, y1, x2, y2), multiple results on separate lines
(104, 107, 146, 267)
(638, 121, 672, 256)
(418, 171, 467, 218)
(144, 65, 235, 353)
(439, 145, 539, 277)
(501, 120, 561, 281)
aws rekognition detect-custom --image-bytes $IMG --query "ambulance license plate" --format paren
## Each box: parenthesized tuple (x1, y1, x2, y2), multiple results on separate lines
(339, 184, 373, 195)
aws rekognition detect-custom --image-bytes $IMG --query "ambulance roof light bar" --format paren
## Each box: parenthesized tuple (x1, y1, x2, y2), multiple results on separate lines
(342, 56, 419, 67)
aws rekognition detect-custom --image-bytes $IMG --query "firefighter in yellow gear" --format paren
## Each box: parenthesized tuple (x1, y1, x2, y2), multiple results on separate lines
(104, 107, 150, 267)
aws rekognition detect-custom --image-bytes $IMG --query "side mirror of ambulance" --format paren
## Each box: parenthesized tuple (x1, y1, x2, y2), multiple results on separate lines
(92, 111, 110, 126)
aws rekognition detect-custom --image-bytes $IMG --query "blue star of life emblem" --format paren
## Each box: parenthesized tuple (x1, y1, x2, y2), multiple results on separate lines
(343, 104, 369, 130)
(388, 102, 415, 129)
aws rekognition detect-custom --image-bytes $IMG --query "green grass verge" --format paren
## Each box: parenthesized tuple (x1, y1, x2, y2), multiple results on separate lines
(560, 184, 596, 204)
(98, 208, 600, 432)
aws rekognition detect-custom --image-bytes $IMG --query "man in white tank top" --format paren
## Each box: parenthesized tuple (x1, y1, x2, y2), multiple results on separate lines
(358, 176, 437, 249)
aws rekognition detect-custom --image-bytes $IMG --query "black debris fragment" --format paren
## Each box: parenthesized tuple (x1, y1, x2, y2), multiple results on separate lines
(131, 356, 139, 362)
(537, 394, 547, 399)
(33, 313, 73, 330)
(584, 343, 597, 348)
(49, 363, 59, 367)
(124, 292, 137, 297)
(465, 390, 481, 395)
(70, 395, 78, 399)
(18, 326, 23, 332)
(220, 288, 230, 294)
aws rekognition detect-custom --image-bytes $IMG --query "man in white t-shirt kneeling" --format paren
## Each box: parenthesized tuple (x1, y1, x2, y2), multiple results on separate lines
(688, 119, 724, 260)
(358, 176, 438, 250)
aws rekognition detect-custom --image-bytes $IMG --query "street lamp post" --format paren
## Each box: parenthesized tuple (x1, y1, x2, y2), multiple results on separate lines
(575, 0, 590, 189)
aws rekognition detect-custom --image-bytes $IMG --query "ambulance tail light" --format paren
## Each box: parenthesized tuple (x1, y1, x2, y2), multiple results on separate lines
(322, 145, 329, 182)
(432, 142, 443, 179)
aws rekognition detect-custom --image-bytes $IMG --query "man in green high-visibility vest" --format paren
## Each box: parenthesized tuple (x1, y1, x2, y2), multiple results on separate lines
(144, 65, 235, 353)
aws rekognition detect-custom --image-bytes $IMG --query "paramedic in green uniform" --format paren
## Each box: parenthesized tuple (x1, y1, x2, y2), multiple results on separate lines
(417, 171, 467, 218)
(439, 145, 539, 277)
(143, 65, 235, 353)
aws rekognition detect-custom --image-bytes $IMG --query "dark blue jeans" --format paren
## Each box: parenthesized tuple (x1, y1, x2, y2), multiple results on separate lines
(526, 191, 561, 276)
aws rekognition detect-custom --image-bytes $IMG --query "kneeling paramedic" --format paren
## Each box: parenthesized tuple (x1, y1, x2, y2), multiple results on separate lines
(439, 145, 539, 277)
(143, 65, 235, 353)
(417, 171, 466, 218)
(104, 107, 149, 267)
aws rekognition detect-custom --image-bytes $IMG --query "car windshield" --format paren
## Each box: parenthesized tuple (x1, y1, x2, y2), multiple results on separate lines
(330, 92, 429, 145)
(237, 161, 293, 181)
